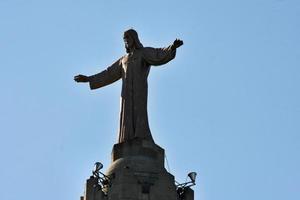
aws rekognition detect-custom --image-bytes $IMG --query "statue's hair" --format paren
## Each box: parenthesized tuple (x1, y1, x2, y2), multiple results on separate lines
(124, 29, 143, 52)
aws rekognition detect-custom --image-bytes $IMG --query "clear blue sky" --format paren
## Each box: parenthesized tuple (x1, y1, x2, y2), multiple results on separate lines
(0, 0, 299, 200)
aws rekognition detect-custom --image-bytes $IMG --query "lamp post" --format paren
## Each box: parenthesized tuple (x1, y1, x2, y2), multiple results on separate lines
(92, 162, 114, 190)
(176, 172, 197, 200)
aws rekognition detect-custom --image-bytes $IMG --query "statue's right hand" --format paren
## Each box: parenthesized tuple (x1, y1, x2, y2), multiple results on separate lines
(74, 74, 89, 83)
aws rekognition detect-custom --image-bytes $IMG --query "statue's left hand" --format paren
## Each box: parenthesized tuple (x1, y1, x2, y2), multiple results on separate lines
(172, 39, 183, 50)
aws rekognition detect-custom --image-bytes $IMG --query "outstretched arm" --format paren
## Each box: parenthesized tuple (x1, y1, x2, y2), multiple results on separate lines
(142, 39, 183, 66)
(74, 58, 123, 90)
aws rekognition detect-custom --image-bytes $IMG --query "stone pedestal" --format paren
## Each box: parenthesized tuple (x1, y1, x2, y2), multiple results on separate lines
(81, 138, 194, 200)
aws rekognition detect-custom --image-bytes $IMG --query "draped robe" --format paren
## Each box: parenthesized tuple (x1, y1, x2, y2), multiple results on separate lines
(89, 45, 176, 143)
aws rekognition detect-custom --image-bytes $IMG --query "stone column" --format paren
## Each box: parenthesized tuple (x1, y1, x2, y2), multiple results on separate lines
(105, 138, 178, 200)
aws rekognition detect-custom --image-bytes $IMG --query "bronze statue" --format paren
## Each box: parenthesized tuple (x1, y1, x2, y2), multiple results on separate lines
(74, 29, 183, 143)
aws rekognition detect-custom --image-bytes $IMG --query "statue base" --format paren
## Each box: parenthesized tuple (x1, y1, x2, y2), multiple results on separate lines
(80, 138, 194, 200)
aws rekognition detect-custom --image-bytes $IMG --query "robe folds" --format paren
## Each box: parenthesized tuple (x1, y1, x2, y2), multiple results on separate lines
(89, 45, 176, 143)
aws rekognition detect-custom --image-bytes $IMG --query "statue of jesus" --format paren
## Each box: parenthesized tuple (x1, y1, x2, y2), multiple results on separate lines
(74, 29, 183, 143)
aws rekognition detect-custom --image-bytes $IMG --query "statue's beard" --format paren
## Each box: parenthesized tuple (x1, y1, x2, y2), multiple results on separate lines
(125, 45, 134, 53)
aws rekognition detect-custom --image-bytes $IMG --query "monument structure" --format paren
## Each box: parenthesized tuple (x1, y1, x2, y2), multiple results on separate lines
(74, 29, 196, 200)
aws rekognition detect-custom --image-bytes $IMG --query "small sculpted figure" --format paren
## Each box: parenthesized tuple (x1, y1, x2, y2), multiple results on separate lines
(74, 29, 183, 143)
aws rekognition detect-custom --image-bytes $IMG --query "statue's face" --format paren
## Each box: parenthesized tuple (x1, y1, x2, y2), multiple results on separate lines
(123, 33, 134, 50)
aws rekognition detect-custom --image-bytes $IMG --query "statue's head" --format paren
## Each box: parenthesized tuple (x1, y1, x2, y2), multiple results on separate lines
(123, 29, 143, 53)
